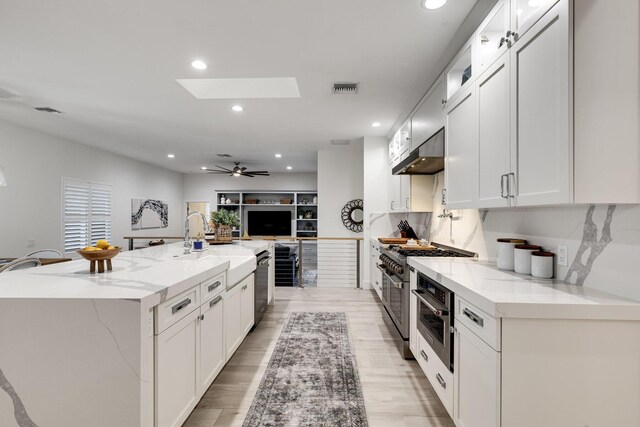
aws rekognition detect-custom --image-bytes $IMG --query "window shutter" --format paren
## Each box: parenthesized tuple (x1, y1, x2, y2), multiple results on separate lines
(63, 179, 112, 253)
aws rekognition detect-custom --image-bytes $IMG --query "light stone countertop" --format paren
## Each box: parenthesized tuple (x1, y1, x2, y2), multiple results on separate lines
(0, 241, 271, 306)
(408, 257, 640, 321)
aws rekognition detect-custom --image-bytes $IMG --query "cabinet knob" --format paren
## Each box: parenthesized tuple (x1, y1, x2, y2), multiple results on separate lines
(198, 314, 205, 321)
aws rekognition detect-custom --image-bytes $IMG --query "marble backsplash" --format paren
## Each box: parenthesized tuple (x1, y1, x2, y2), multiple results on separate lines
(426, 172, 640, 301)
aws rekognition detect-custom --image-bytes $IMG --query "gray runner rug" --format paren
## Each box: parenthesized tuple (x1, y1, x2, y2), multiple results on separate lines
(243, 312, 368, 427)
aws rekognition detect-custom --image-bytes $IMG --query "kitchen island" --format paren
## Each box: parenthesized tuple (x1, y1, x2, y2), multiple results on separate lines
(0, 240, 271, 427)
(408, 257, 640, 427)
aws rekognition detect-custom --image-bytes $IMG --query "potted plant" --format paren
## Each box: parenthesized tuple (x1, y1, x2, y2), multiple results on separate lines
(211, 209, 240, 241)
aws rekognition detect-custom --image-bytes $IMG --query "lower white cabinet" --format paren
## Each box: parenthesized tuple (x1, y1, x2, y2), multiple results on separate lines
(225, 274, 255, 360)
(155, 309, 200, 427)
(454, 322, 501, 427)
(199, 294, 225, 394)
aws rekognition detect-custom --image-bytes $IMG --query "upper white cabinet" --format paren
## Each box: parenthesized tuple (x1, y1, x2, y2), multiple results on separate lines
(398, 121, 411, 157)
(445, 85, 478, 208)
(389, 174, 434, 212)
(446, 38, 474, 102)
(445, 0, 571, 208)
(411, 74, 445, 151)
(510, 0, 559, 41)
(476, 0, 511, 74)
(477, 53, 511, 208)
(509, 0, 570, 206)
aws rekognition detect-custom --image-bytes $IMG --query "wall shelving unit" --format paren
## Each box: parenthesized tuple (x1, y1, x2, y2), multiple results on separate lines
(215, 191, 318, 238)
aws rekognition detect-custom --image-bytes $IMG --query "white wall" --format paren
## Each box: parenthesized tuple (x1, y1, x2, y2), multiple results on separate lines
(0, 120, 184, 255)
(316, 144, 364, 288)
(183, 172, 317, 209)
(317, 145, 364, 237)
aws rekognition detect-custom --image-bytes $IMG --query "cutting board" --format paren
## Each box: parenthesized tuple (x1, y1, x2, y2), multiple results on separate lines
(378, 237, 409, 244)
(398, 245, 437, 251)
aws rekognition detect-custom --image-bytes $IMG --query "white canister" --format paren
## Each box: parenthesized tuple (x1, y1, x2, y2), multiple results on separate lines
(496, 238, 527, 270)
(531, 251, 554, 279)
(514, 244, 542, 275)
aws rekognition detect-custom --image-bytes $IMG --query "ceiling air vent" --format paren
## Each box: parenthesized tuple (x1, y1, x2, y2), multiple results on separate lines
(332, 83, 359, 94)
(216, 153, 232, 158)
(331, 139, 350, 146)
(35, 107, 62, 114)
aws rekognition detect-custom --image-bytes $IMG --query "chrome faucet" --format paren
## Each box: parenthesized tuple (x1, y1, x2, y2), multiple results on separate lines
(184, 212, 210, 254)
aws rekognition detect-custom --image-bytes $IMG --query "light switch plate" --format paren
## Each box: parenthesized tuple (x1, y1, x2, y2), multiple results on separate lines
(557, 245, 568, 266)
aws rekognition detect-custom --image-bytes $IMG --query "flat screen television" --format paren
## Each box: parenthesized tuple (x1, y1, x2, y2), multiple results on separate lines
(247, 211, 292, 236)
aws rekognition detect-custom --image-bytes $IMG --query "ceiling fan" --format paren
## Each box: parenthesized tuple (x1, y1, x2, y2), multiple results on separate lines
(202, 162, 270, 178)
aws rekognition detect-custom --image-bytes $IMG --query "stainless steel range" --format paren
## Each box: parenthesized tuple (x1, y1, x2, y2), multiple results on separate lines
(377, 242, 476, 359)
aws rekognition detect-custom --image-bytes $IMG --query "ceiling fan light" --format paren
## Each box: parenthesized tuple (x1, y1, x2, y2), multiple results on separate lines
(233, 172, 241, 177)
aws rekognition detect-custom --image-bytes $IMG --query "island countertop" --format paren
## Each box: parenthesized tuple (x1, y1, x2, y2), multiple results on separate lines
(0, 241, 270, 305)
(408, 257, 640, 321)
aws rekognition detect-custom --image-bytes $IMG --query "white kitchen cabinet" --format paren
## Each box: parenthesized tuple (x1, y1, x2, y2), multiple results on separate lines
(476, 0, 511, 74)
(476, 52, 511, 208)
(241, 275, 255, 335)
(510, 0, 559, 42)
(388, 173, 434, 212)
(268, 241, 275, 305)
(411, 75, 445, 151)
(225, 274, 254, 361)
(446, 37, 474, 101)
(198, 294, 225, 394)
(398, 121, 411, 157)
(509, 0, 570, 206)
(387, 139, 396, 165)
(444, 85, 478, 208)
(454, 322, 501, 427)
(370, 242, 382, 298)
(155, 309, 200, 427)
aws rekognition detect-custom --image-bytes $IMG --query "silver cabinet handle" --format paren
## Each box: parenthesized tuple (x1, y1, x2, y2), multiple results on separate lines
(436, 373, 446, 389)
(506, 30, 517, 41)
(420, 350, 429, 362)
(507, 172, 515, 198)
(210, 295, 222, 307)
(198, 314, 205, 321)
(500, 174, 508, 199)
(242, 284, 248, 291)
(390, 200, 395, 210)
(463, 307, 484, 327)
(208, 281, 221, 292)
(171, 298, 192, 314)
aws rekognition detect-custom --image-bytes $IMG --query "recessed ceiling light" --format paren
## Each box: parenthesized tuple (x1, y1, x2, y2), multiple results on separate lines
(275, 153, 282, 158)
(201, 166, 207, 170)
(191, 60, 208, 70)
(232, 105, 244, 112)
(422, 0, 447, 9)
(167, 154, 175, 158)
(371, 122, 382, 128)
(286, 166, 292, 170)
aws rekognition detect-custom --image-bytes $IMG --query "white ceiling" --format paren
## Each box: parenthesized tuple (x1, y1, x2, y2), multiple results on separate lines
(0, 0, 477, 173)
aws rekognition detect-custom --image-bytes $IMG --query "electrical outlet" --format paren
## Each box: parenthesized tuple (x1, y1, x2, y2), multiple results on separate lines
(27, 239, 36, 248)
(557, 245, 568, 266)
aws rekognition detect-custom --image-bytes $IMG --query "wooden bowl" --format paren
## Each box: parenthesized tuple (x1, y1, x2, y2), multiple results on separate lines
(77, 247, 121, 273)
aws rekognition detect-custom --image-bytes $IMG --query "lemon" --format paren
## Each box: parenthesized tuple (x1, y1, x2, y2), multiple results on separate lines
(96, 240, 110, 249)
(93, 248, 103, 251)
(107, 245, 116, 250)
(83, 246, 94, 251)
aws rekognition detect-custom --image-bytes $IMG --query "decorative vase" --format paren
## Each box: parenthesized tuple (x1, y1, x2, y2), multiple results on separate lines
(216, 225, 233, 241)
(313, 196, 317, 204)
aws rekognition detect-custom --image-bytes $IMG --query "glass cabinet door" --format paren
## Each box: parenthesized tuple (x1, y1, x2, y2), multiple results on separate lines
(477, 0, 510, 72)
(511, 0, 559, 41)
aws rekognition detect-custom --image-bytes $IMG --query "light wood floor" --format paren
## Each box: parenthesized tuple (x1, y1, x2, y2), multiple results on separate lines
(183, 287, 455, 427)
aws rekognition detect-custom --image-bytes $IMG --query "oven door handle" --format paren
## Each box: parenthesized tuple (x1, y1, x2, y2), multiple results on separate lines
(380, 266, 404, 289)
(411, 289, 448, 317)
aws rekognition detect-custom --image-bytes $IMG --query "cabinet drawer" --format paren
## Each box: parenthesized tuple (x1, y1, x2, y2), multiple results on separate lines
(456, 296, 500, 350)
(156, 286, 200, 335)
(200, 273, 225, 304)
(417, 333, 454, 417)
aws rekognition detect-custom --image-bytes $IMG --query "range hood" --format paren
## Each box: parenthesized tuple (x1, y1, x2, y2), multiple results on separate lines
(392, 128, 444, 175)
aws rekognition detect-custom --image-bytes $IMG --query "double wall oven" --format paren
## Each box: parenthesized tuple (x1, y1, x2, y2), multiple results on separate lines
(377, 242, 474, 360)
